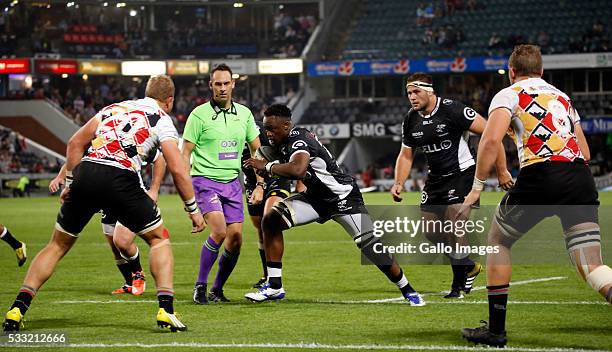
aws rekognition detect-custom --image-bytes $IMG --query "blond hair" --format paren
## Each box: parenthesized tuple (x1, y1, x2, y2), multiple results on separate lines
(508, 44, 543, 77)
(145, 75, 175, 101)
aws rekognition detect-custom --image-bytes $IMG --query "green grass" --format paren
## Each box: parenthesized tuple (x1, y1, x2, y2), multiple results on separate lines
(0, 192, 611, 351)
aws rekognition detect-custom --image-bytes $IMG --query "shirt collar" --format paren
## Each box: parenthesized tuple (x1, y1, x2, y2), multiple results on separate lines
(210, 98, 237, 115)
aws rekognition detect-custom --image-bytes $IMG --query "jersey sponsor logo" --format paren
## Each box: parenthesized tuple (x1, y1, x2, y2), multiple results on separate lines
(220, 140, 239, 148)
(422, 119, 433, 125)
(463, 107, 477, 120)
(422, 140, 452, 153)
(421, 191, 428, 204)
(447, 188, 459, 201)
(442, 99, 453, 105)
(337, 199, 353, 212)
(412, 131, 424, 138)
(290, 130, 300, 137)
(435, 124, 447, 134)
(291, 140, 307, 150)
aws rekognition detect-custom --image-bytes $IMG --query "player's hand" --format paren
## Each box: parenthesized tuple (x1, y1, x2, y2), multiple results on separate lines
(455, 189, 481, 220)
(59, 186, 71, 204)
(249, 185, 264, 205)
(190, 212, 206, 233)
(390, 183, 403, 202)
(146, 189, 159, 203)
(243, 158, 267, 171)
(497, 169, 514, 191)
(49, 176, 64, 193)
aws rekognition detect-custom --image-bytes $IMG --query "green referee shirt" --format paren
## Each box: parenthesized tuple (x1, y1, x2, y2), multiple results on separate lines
(183, 99, 259, 182)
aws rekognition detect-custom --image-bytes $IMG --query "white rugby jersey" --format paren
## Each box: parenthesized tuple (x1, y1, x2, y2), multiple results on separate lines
(489, 77, 583, 169)
(82, 97, 178, 173)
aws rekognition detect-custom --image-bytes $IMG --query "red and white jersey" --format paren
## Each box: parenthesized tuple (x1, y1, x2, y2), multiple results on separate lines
(82, 97, 178, 173)
(489, 77, 584, 169)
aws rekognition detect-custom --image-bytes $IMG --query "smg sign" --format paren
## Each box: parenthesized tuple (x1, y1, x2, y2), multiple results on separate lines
(351, 123, 402, 138)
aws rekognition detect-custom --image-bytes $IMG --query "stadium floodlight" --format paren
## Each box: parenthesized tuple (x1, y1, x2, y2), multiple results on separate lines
(116, 2, 126, 8)
(129, 9, 137, 17)
(498, 69, 506, 75)
(66, 2, 74, 8)
(121, 61, 166, 76)
(258, 59, 303, 74)
(103, 2, 108, 7)
(233, 2, 244, 8)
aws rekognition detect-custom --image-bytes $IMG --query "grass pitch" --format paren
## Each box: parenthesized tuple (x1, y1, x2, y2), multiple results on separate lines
(0, 192, 610, 351)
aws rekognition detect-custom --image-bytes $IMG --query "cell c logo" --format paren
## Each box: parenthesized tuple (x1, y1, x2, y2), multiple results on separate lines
(421, 191, 428, 204)
(464, 107, 476, 120)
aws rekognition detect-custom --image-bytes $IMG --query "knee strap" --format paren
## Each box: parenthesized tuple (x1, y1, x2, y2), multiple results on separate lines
(586, 265, 612, 292)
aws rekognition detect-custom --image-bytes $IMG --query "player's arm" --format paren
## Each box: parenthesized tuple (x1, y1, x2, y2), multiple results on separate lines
(181, 139, 195, 175)
(49, 163, 66, 193)
(64, 115, 100, 187)
(575, 122, 590, 162)
(161, 139, 205, 233)
(469, 114, 513, 190)
(391, 145, 414, 202)
(147, 154, 167, 203)
(247, 136, 265, 204)
(295, 180, 307, 193)
(268, 152, 309, 179)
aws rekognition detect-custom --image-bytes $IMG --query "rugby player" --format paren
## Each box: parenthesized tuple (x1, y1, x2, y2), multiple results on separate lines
(241, 119, 292, 288)
(461, 45, 611, 347)
(243, 104, 424, 306)
(49, 152, 166, 296)
(3, 75, 205, 332)
(391, 73, 513, 298)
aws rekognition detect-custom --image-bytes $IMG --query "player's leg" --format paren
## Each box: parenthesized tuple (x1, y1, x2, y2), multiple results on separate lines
(245, 194, 319, 302)
(4, 186, 98, 332)
(138, 225, 185, 332)
(445, 204, 481, 297)
(112, 223, 145, 296)
(103, 221, 132, 294)
(462, 195, 541, 347)
(562, 205, 612, 303)
(333, 211, 425, 306)
(0, 223, 26, 266)
(249, 213, 266, 287)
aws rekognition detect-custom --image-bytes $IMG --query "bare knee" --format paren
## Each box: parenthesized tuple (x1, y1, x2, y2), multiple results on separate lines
(262, 210, 284, 236)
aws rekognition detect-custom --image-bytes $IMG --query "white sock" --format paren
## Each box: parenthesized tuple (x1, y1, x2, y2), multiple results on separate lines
(267, 267, 282, 278)
(395, 274, 408, 289)
(0, 227, 7, 238)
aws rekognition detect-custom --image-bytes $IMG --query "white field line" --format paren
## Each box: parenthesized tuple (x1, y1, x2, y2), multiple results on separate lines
(52, 276, 604, 306)
(1, 342, 610, 352)
(349, 276, 568, 303)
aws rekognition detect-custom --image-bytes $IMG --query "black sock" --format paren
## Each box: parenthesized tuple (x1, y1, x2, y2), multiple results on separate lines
(606, 287, 612, 303)
(158, 294, 174, 314)
(11, 287, 35, 315)
(258, 248, 267, 277)
(377, 266, 416, 295)
(116, 259, 133, 285)
(266, 261, 282, 289)
(450, 264, 465, 289)
(127, 249, 143, 273)
(1, 227, 22, 250)
(487, 284, 509, 334)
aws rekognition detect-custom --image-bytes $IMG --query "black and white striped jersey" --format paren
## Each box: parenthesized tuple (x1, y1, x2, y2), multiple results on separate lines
(279, 127, 357, 203)
(402, 97, 477, 178)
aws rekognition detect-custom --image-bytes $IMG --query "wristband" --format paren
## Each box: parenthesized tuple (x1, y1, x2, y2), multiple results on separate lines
(472, 177, 486, 191)
(183, 197, 199, 214)
(265, 160, 280, 176)
(65, 170, 74, 187)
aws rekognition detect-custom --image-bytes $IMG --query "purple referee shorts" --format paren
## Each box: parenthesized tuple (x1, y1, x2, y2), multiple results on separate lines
(192, 176, 244, 224)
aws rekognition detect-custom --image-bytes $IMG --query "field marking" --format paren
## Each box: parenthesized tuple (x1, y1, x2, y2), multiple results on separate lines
(53, 276, 605, 306)
(2, 342, 610, 352)
(349, 276, 568, 303)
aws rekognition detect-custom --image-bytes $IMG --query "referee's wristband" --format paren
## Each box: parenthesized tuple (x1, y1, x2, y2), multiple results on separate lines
(183, 197, 199, 214)
(472, 177, 486, 191)
(65, 170, 74, 188)
(265, 160, 280, 176)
